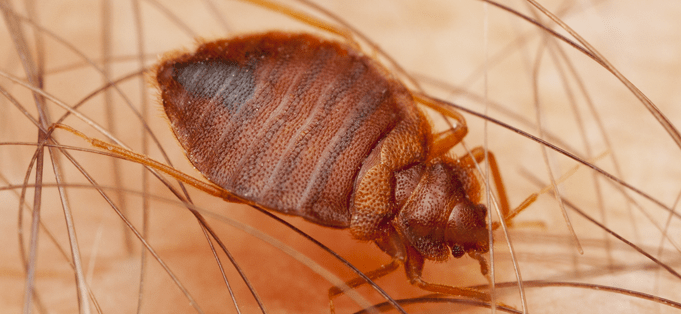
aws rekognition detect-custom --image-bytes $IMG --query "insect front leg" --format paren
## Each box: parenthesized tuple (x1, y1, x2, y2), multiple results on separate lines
(461, 146, 544, 231)
(459, 146, 511, 219)
(403, 245, 491, 302)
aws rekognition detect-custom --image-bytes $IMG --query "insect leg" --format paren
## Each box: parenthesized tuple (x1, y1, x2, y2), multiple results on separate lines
(413, 92, 469, 158)
(332, 230, 496, 307)
(431, 125, 468, 158)
(403, 245, 490, 301)
(460, 146, 540, 229)
(412, 91, 533, 224)
(459, 147, 511, 219)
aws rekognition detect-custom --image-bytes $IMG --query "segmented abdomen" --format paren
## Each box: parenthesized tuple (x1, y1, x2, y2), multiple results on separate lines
(157, 33, 406, 227)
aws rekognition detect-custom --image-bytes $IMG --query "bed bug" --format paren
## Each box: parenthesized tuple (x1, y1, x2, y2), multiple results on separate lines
(153, 31, 523, 303)
(5, 1, 681, 313)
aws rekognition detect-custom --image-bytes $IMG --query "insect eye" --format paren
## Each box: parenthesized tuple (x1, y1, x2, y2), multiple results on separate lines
(451, 244, 465, 258)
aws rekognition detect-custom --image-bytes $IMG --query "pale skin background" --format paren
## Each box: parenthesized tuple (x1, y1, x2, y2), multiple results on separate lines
(0, 0, 680, 313)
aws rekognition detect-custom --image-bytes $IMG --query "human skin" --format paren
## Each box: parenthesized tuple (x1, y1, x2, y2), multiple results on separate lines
(0, 1, 680, 313)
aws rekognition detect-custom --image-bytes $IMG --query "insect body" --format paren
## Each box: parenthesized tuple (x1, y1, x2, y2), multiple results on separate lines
(155, 31, 508, 299)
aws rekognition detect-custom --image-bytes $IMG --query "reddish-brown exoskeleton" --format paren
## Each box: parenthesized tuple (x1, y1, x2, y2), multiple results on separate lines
(152, 31, 520, 303)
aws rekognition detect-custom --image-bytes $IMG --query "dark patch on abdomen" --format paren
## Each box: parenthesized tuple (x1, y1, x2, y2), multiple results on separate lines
(173, 60, 256, 114)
